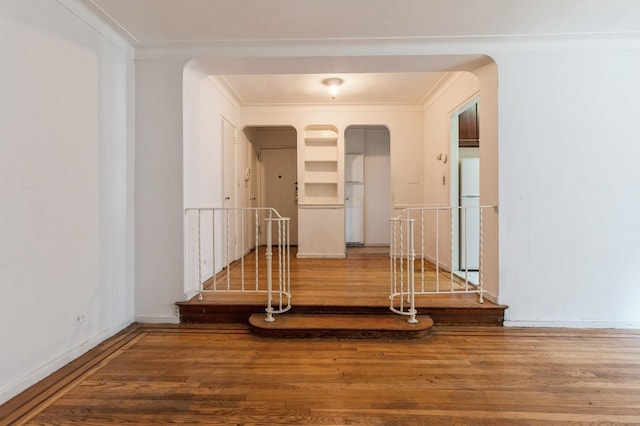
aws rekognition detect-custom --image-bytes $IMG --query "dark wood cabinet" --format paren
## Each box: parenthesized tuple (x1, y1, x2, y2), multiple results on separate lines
(459, 104, 479, 148)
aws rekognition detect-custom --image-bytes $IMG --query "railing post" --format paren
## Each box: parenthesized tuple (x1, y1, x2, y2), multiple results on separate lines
(197, 209, 203, 301)
(407, 219, 418, 324)
(478, 206, 485, 304)
(265, 213, 275, 322)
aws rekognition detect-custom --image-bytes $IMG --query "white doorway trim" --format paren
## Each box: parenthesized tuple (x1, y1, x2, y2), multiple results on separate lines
(449, 96, 479, 271)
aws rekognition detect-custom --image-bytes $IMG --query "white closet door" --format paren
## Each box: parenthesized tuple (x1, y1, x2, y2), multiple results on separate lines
(345, 183, 364, 244)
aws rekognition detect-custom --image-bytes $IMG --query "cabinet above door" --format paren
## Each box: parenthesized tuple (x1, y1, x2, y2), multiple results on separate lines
(459, 103, 479, 148)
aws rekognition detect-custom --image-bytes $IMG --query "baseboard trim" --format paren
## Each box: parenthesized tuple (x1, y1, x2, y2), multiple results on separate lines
(296, 252, 346, 259)
(135, 315, 180, 324)
(183, 289, 199, 301)
(505, 320, 640, 329)
(0, 319, 134, 406)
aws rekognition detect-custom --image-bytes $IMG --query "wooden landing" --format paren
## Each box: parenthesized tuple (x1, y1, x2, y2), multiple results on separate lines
(249, 313, 433, 339)
(178, 295, 506, 326)
(177, 247, 508, 326)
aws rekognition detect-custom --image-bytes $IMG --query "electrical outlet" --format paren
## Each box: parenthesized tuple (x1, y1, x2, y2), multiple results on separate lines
(75, 314, 86, 325)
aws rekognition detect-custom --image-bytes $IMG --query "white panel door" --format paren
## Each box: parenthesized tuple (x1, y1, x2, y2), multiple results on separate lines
(261, 148, 298, 245)
(345, 154, 364, 183)
(345, 183, 364, 245)
(222, 118, 237, 262)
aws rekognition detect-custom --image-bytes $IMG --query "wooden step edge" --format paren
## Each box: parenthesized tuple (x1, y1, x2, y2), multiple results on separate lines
(248, 313, 433, 339)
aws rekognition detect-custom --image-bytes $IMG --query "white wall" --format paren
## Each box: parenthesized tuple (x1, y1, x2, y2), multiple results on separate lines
(496, 49, 640, 327)
(135, 58, 186, 322)
(473, 61, 500, 301)
(183, 70, 242, 209)
(182, 67, 246, 298)
(0, 0, 134, 403)
(423, 72, 479, 206)
(420, 73, 480, 272)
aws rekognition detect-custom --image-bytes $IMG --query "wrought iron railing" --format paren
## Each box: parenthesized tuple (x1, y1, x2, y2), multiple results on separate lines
(389, 205, 497, 323)
(185, 208, 291, 322)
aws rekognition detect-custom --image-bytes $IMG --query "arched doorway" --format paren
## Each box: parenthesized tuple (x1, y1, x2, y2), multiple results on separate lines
(344, 125, 391, 247)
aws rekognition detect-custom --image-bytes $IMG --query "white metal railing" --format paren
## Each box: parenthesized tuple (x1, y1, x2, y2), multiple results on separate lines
(389, 205, 496, 323)
(184, 208, 291, 322)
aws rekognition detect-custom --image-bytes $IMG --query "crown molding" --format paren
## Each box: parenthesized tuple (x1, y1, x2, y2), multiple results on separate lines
(132, 32, 640, 62)
(55, 0, 136, 58)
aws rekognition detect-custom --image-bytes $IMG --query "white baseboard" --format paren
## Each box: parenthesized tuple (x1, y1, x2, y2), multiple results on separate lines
(481, 290, 498, 304)
(296, 252, 346, 259)
(135, 315, 180, 324)
(183, 288, 199, 301)
(504, 320, 640, 329)
(0, 319, 134, 405)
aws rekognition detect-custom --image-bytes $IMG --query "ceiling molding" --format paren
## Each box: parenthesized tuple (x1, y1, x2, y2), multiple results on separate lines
(132, 33, 640, 61)
(56, 0, 136, 58)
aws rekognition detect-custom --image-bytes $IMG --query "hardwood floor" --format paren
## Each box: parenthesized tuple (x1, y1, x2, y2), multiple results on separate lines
(181, 247, 507, 325)
(4, 323, 640, 425)
(203, 246, 475, 304)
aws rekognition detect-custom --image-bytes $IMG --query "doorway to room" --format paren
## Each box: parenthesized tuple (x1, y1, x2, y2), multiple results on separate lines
(244, 126, 299, 245)
(450, 98, 480, 282)
(344, 126, 391, 247)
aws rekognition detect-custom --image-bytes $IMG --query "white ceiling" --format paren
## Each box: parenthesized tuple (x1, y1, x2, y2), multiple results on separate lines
(80, 0, 640, 105)
(218, 73, 449, 106)
(87, 0, 639, 44)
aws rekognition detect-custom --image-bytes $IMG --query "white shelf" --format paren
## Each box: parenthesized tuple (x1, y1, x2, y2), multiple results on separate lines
(305, 171, 338, 183)
(304, 129, 338, 143)
(304, 127, 339, 205)
(305, 145, 338, 162)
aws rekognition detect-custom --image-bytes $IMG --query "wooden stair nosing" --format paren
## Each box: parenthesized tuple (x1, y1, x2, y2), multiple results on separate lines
(248, 313, 433, 339)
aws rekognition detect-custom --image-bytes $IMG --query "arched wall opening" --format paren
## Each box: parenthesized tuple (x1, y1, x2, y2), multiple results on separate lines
(182, 55, 499, 301)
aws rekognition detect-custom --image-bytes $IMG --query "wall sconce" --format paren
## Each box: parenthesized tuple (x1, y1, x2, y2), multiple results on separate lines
(322, 77, 343, 99)
(436, 153, 448, 164)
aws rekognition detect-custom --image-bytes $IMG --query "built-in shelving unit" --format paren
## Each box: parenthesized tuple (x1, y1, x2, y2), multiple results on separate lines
(303, 127, 339, 204)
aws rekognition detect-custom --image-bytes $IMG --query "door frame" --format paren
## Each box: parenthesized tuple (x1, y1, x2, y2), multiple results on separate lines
(449, 96, 479, 271)
(344, 125, 391, 247)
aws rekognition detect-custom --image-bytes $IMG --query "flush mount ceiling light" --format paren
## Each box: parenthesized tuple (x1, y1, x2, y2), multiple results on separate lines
(322, 77, 343, 99)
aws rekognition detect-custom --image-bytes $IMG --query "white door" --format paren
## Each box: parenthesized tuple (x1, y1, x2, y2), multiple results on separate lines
(345, 183, 364, 245)
(222, 118, 238, 261)
(345, 153, 364, 245)
(362, 131, 391, 245)
(459, 158, 480, 270)
(261, 148, 298, 245)
(460, 195, 480, 270)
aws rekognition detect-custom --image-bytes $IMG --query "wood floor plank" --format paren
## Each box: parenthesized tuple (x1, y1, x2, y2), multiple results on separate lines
(2, 324, 640, 425)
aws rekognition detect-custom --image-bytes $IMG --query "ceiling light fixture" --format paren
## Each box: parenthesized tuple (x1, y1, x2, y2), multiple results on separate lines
(322, 77, 343, 99)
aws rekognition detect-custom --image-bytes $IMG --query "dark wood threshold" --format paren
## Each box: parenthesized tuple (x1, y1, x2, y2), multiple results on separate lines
(249, 313, 434, 339)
